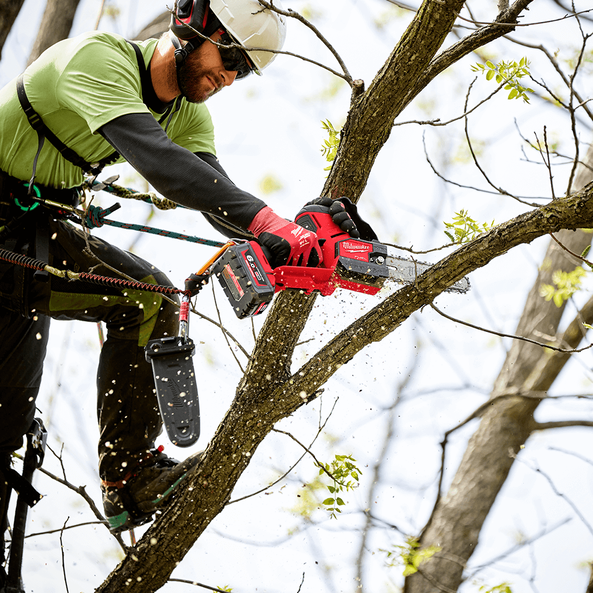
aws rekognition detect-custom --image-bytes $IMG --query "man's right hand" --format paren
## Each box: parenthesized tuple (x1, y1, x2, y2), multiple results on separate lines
(247, 206, 322, 268)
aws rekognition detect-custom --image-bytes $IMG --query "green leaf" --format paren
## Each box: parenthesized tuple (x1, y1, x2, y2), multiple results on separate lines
(322, 497, 335, 506)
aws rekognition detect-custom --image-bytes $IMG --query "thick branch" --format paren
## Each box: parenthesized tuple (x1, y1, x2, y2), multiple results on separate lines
(322, 0, 467, 200)
(401, 0, 535, 113)
(322, 0, 533, 201)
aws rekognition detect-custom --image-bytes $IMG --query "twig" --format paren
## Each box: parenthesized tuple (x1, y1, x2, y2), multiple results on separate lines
(549, 446, 593, 468)
(210, 282, 245, 373)
(511, 455, 593, 536)
(190, 302, 251, 360)
(272, 428, 349, 486)
(26, 521, 107, 538)
(60, 518, 71, 593)
(228, 399, 339, 504)
(464, 517, 572, 578)
(257, 0, 353, 83)
(430, 303, 593, 353)
(296, 572, 306, 593)
(169, 578, 234, 593)
(416, 566, 457, 593)
(462, 85, 538, 206)
(94, 0, 107, 30)
(534, 127, 556, 199)
(549, 232, 593, 268)
(505, 35, 593, 124)
(422, 133, 545, 205)
(36, 446, 128, 551)
(394, 78, 505, 128)
(532, 420, 593, 430)
(455, 7, 593, 27)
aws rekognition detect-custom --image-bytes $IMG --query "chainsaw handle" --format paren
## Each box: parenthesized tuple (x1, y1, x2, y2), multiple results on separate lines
(298, 197, 378, 241)
(259, 242, 274, 268)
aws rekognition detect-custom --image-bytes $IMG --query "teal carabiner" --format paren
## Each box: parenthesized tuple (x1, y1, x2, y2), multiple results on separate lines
(15, 183, 41, 212)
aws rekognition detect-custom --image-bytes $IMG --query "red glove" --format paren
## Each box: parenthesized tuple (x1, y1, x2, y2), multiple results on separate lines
(248, 206, 323, 268)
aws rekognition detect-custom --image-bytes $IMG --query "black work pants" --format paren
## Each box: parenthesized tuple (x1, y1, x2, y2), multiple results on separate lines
(0, 210, 179, 482)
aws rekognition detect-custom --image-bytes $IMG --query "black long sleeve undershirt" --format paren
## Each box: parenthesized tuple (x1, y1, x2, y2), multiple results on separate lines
(99, 112, 265, 238)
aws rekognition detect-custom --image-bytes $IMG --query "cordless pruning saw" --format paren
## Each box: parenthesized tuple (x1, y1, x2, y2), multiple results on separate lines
(210, 203, 470, 319)
(144, 203, 469, 447)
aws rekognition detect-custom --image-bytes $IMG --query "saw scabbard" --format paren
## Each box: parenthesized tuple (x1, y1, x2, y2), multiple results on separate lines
(145, 334, 200, 448)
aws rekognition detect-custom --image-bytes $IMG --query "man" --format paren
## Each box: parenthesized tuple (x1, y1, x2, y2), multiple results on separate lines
(0, 0, 353, 547)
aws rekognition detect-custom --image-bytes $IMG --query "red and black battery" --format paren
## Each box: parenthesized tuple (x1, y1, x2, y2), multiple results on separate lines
(212, 241, 276, 318)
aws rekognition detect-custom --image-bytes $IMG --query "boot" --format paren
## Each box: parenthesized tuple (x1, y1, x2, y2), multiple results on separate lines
(101, 449, 202, 533)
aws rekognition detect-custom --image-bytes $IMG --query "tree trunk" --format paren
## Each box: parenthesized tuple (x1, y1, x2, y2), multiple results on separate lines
(27, 0, 81, 66)
(404, 143, 593, 593)
(0, 0, 25, 60)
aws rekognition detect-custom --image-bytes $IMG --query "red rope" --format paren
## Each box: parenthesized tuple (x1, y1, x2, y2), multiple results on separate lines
(0, 248, 190, 298)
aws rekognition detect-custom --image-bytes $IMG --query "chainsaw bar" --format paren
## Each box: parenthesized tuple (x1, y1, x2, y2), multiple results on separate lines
(384, 254, 470, 294)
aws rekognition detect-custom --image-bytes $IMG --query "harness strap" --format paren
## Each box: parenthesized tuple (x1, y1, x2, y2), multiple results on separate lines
(0, 465, 42, 509)
(127, 40, 182, 131)
(15, 75, 118, 179)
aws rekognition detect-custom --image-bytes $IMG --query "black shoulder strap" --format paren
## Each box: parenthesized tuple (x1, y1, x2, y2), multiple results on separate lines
(16, 74, 119, 179)
(127, 40, 182, 129)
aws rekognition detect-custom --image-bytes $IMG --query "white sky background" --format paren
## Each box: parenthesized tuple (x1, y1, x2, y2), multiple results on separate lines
(2, 1, 593, 592)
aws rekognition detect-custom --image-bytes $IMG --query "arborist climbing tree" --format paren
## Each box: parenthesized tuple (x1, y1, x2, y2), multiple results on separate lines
(0, 0, 363, 583)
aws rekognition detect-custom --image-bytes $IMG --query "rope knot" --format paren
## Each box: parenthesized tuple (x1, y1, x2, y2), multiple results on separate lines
(84, 202, 121, 229)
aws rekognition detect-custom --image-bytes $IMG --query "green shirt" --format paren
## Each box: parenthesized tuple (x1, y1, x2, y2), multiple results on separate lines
(0, 30, 216, 189)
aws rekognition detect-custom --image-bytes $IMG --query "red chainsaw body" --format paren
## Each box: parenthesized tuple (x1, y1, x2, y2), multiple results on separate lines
(212, 208, 389, 318)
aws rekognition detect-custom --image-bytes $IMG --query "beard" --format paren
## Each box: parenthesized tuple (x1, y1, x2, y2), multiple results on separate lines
(176, 53, 221, 104)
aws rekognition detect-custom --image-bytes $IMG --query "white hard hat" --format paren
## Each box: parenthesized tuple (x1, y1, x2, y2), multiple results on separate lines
(209, 0, 286, 72)
(170, 0, 286, 74)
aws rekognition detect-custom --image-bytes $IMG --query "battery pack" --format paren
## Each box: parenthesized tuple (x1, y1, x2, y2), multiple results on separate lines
(212, 242, 276, 319)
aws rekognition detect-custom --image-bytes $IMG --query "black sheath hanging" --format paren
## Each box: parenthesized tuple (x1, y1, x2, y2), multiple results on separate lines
(144, 336, 200, 447)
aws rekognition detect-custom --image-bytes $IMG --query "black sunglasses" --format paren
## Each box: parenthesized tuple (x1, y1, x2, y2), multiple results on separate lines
(218, 32, 255, 80)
